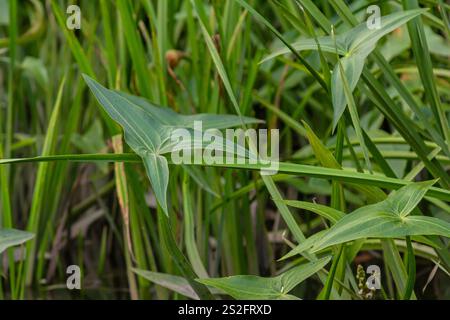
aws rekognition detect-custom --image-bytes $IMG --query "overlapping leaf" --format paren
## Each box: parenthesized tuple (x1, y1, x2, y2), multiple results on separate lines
(282, 200, 345, 224)
(84, 75, 262, 214)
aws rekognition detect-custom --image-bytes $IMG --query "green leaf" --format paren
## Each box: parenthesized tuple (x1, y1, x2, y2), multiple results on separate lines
(282, 200, 345, 224)
(333, 9, 426, 128)
(0, 229, 34, 254)
(262, 9, 426, 61)
(302, 120, 340, 169)
(83, 75, 261, 215)
(23, 77, 66, 283)
(196, 256, 331, 299)
(346, 9, 427, 56)
(336, 55, 372, 171)
(263, 9, 426, 127)
(143, 154, 170, 214)
(294, 181, 450, 253)
(133, 268, 199, 300)
(117, 91, 262, 130)
(387, 180, 438, 217)
(331, 53, 366, 130)
(261, 37, 346, 63)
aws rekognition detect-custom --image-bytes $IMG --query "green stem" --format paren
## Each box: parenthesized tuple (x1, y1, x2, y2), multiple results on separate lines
(157, 210, 214, 300)
(320, 245, 344, 300)
(2, 154, 449, 201)
(403, 236, 416, 300)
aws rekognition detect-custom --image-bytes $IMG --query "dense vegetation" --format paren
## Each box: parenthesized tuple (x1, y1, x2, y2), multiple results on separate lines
(0, 0, 449, 300)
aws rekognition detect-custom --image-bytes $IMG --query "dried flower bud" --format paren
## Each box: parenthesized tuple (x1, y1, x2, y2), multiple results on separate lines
(165, 50, 185, 69)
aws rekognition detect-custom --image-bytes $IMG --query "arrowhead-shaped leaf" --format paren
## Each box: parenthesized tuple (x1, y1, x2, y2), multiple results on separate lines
(285, 180, 450, 254)
(196, 256, 331, 300)
(262, 9, 426, 62)
(83, 75, 262, 215)
(262, 9, 426, 127)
